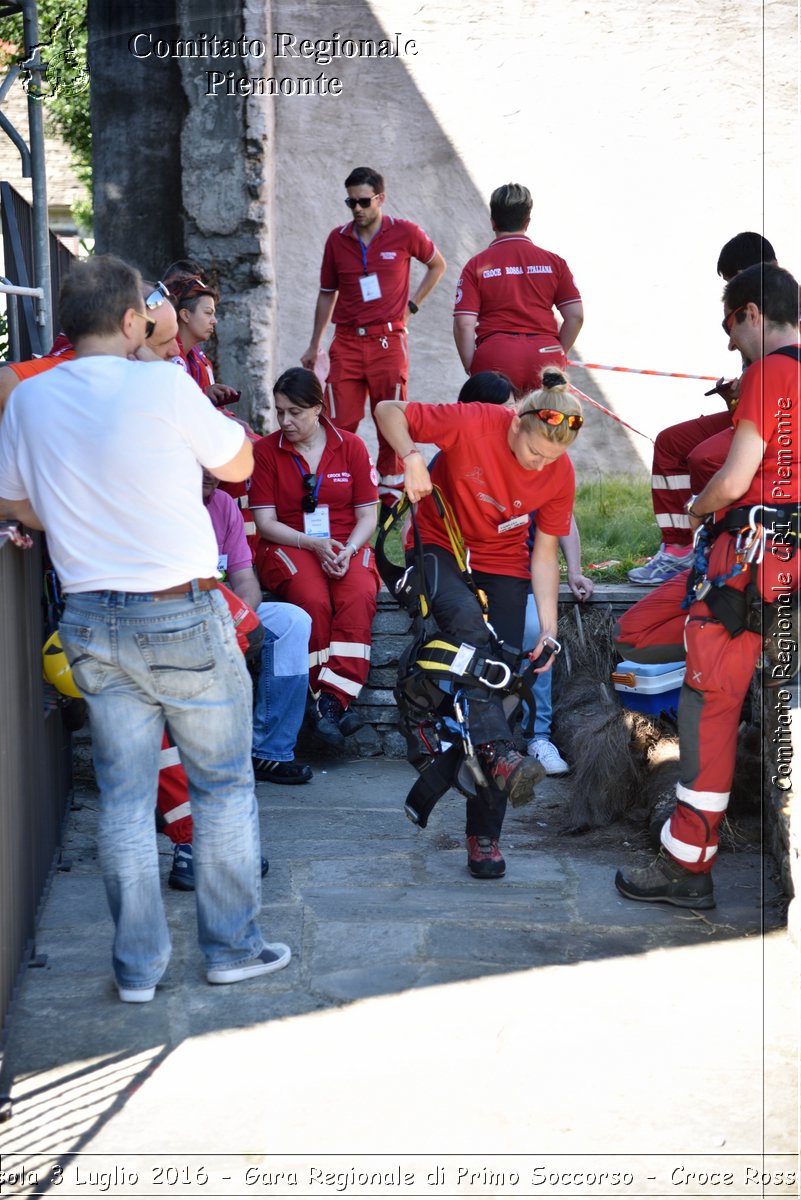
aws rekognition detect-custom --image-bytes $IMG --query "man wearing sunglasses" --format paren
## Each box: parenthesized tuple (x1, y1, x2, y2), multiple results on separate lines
(300, 166, 446, 510)
(616, 263, 800, 910)
(628, 232, 779, 587)
(0, 255, 290, 998)
(453, 183, 583, 396)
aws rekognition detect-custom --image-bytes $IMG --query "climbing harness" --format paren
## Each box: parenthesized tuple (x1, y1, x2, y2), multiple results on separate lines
(375, 489, 553, 826)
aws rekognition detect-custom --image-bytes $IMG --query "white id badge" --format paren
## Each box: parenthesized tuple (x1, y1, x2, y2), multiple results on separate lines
(359, 273, 382, 302)
(303, 505, 331, 538)
(497, 514, 529, 534)
(216, 553, 228, 575)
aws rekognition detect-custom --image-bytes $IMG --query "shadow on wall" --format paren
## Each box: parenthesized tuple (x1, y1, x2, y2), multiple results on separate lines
(271, 0, 637, 478)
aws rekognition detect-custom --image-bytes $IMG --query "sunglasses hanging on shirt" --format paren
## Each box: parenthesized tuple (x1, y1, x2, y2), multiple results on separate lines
(301, 473, 320, 513)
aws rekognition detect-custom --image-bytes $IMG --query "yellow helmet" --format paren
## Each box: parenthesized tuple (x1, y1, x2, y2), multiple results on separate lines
(42, 631, 82, 698)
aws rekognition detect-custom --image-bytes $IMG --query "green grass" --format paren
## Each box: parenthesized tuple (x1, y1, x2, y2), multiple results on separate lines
(372, 474, 658, 585)
(573, 473, 659, 582)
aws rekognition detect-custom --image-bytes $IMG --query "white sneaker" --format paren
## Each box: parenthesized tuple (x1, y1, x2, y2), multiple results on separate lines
(118, 984, 156, 1003)
(527, 739, 569, 776)
(207, 943, 291, 984)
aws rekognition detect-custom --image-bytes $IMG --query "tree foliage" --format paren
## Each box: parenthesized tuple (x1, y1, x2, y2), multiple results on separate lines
(1, 0, 91, 229)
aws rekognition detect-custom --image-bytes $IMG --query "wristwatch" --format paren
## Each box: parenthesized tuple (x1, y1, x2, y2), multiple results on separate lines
(407, 300, 419, 315)
(685, 495, 704, 519)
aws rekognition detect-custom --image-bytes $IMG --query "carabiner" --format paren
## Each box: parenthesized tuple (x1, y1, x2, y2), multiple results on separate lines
(749, 503, 777, 532)
(477, 658, 512, 690)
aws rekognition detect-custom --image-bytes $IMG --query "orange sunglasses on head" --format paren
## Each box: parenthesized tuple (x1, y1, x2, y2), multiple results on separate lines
(529, 407, 583, 430)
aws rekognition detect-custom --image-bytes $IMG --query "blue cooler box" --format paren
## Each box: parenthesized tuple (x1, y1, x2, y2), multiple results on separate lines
(611, 659, 686, 719)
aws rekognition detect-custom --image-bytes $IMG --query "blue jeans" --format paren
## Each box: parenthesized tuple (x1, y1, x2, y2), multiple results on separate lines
(59, 584, 265, 990)
(252, 601, 311, 762)
(521, 591, 553, 738)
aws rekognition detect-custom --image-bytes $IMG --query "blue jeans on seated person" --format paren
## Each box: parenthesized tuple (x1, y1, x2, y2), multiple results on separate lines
(252, 601, 311, 762)
(59, 584, 265, 992)
(521, 591, 553, 738)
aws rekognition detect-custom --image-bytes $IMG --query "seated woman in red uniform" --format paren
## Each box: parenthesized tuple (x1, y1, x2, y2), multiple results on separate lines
(376, 367, 583, 880)
(250, 367, 380, 749)
(169, 274, 220, 392)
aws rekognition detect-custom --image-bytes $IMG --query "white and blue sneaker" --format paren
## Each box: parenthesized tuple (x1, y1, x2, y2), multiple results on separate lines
(628, 544, 694, 586)
(527, 739, 570, 776)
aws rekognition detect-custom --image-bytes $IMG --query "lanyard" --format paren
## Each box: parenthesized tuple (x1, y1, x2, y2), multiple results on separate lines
(357, 236, 369, 275)
(292, 456, 323, 501)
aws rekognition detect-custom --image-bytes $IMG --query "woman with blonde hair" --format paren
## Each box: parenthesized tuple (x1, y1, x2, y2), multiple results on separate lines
(376, 367, 583, 879)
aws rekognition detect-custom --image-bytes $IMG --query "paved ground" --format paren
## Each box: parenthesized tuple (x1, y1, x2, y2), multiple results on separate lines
(0, 756, 798, 1197)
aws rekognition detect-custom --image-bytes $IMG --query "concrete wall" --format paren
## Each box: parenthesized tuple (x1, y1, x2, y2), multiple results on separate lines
(87, 0, 276, 419)
(88, 0, 185, 274)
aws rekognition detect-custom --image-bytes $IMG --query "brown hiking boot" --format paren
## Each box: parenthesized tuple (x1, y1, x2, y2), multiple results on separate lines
(479, 741, 546, 808)
(615, 850, 715, 909)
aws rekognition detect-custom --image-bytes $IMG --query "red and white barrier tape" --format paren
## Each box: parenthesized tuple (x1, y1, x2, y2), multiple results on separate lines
(568, 383, 654, 443)
(568, 360, 717, 382)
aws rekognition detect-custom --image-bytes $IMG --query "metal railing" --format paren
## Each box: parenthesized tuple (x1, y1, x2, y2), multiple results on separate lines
(0, 180, 73, 359)
(0, 531, 72, 1062)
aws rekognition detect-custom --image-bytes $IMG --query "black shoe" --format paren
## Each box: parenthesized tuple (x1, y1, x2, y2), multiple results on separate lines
(311, 693, 346, 750)
(466, 835, 506, 879)
(169, 842, 268, 892)
(252, 757, 313, 785)
(338, 708, 364, 737)
(168, 842, 195, 891)
(615, 850, 715, 909)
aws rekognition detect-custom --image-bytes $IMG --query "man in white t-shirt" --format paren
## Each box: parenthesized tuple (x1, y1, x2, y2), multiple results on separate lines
(0, 255, 291, 1001)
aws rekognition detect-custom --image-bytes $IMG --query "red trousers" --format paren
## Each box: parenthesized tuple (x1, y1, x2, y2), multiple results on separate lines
(327, 327, 407, 503)
(157, 730, 193, 845)
(662, 536, 799, 873)
(650, 412, 732, 547)
(256, 542, 380, 707)
(615, 569, 691, 658)
(471, 333, 566, 396)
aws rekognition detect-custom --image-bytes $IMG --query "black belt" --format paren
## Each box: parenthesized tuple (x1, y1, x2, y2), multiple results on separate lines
(714, 504, 800, 539)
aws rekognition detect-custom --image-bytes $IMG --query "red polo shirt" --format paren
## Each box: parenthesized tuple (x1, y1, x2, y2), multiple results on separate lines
(249, 417, 379, 544)
(320, 215, 437, 326)
(405, 402, 575, 578)
(731, 347, 801, 507)
(454, 234, 581, 344)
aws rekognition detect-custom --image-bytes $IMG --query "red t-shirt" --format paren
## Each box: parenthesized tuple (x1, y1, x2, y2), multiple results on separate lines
(453, 234, 581, 343)
(320, 215, 437, 326)
(249, 418, 379, 544)
(731, 348, 801, 508)
(7, 348, 76, 380)
(187, 344, 215, 392)
(175, 333, 214, 388)
(404, 402, 575, 578)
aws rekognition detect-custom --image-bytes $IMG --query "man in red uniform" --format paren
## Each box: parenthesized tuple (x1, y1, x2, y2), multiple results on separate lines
(300, 166, 446, 509)
(453, 183, 583, 395)
(629, 232, 778, 586)
(616, 263, 800, 908)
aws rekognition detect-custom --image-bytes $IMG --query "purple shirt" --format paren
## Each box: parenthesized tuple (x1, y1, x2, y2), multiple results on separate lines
(205, 487, 252, 574)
